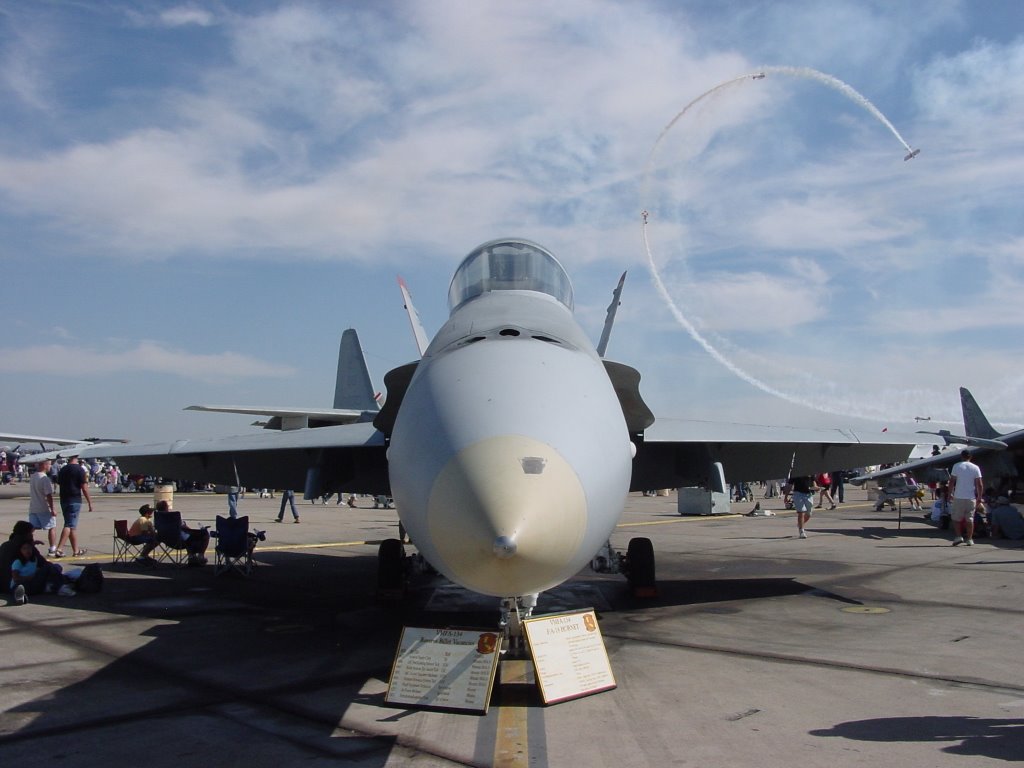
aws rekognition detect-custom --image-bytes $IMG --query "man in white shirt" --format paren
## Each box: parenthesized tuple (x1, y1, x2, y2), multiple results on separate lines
(28, 459, 58, 555)
(947, 450, 983, 546)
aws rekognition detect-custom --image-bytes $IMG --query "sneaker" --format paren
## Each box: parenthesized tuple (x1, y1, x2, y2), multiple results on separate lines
(13, 584, 27, 605)
(48, 547, 57, 555)
(293, 518, 300, 524)
(57, 585, 76, 597)
(274, 518, 282, 523)
(798, 530, 807, 539)
(965, 539, 974, 546)
(952, 537, 963, 546)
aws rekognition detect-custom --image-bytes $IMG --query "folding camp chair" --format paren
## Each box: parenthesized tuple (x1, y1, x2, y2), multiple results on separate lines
(112, 520, 147, 563)
(154, 510, 191, 565)
(214, 515, 258, 576)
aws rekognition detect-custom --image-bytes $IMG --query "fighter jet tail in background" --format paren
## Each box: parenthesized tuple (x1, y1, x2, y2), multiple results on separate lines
(186, 328, 379, 430)
(961, 387, 1001, 442)
(333, 328, 380, 412)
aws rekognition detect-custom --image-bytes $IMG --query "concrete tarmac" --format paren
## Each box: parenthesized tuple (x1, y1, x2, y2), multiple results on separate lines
(1, 487, 1022, 766)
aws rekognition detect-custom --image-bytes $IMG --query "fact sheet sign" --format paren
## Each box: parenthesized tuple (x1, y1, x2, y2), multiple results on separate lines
(523, 609, 616, 704)
(386, 627, 502, 714)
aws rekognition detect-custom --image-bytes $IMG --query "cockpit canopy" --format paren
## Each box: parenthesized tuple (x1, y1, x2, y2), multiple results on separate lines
(447, 238, 574, 313)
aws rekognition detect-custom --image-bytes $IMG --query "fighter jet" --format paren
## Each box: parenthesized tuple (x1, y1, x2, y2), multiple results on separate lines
(751, 72, 765, 80)
(853, 387, 1023, 492)
(904, 148, 920, 161)
(72, 238, 912, 631)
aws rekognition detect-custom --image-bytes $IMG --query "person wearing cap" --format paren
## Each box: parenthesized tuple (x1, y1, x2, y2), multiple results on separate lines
(55, 454, 93, 557)
(28, 459, 58, 555)
(989, 495, 1024, 540)
(948, 450, 983, 546)
(127, 504, 160, 561)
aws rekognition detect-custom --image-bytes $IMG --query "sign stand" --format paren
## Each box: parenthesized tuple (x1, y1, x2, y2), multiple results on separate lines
(385, 627, 502, 714)
(522, 608, 616, 705)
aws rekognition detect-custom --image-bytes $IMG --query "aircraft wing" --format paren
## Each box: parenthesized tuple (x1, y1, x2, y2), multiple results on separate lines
(73, 422, 390, 496)
(848, 451, 958, 487)
(184, 405, 370, 430)
(632, 418, 915, 490)
(0, 433, 94, 447)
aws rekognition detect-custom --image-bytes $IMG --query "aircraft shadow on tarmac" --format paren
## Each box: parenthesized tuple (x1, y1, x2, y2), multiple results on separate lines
(0, 549, 439, 764)
(809, 716, 1024, 762)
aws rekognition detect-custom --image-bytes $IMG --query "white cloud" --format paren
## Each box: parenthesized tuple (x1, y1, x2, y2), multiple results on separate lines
(159, 7, 218, 28)
(0, 341, 295, 383)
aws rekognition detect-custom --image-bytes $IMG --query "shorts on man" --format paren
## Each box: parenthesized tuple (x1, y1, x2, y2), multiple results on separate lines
(29, 512, 56, 531)
(950, 497, 975, 522)
(792, 491, 814, 514)
(60, 501, 82, 529)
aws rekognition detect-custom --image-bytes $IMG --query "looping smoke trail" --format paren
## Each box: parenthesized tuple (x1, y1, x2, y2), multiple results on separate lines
(763, 65, 913, 153)
(643, 67, 919, 422)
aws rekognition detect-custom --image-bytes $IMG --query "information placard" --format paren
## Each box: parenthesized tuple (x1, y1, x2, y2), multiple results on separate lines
(385, 627, 502, 714)
(523, 609, 616, 704)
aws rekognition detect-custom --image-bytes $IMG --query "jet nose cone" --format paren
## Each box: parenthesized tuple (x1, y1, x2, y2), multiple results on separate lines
(493, 535, 517, 558)
(427, 435, 587, 596)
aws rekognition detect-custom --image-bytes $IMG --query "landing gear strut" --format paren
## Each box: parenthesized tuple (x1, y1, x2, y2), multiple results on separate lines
(499, 593, 538, 656)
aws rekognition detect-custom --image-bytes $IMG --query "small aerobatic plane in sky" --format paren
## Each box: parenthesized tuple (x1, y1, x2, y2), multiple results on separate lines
(50, 238, 913, 637)
(854, 387, 1024, 493)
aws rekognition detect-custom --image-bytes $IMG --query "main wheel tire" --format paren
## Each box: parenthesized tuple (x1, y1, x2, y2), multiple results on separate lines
(626, 537, 656, 591)
(377, 538, 405, 594)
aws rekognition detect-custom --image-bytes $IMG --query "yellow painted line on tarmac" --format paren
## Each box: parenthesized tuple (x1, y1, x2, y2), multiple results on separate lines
(73, 539, 382, 563)
(616, 514, 745, 528)
(494, 661, 532, 768)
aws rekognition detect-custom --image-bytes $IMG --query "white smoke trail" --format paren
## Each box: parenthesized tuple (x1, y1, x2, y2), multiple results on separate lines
(763, 65, 914, 153)
(642, 67, 924, 422)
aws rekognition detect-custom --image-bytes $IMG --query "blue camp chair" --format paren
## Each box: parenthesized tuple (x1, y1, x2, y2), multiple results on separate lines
(153, 510, 191, 565)
(214, 515, 258, 576)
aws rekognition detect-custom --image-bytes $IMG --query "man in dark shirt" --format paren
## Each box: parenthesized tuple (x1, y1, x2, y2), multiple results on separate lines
(55, 455, 93, 557)
(790, 475, 815, 539)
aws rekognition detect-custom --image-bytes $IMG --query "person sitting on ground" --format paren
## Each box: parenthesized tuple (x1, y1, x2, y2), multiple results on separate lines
(154, 499, 210, 565)
(1, 521, 60, 597)
(989, 496, 1024, 540)
(127, 503, 160, 561)
(9, 539, 71, 603)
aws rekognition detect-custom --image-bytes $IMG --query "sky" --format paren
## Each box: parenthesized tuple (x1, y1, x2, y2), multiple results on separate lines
(1, 0, 1022, 446)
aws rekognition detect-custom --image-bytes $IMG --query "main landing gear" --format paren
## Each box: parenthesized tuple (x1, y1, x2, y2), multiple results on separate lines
(591, 536, 657, 598)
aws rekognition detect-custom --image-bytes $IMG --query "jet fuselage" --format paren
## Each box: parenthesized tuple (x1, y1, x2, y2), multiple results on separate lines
(387, 240, 633, 597)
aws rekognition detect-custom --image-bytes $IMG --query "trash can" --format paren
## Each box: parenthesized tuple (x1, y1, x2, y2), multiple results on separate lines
(153, 484, 174, 508)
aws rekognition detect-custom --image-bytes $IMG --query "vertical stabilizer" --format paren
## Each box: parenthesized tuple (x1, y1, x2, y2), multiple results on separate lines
(960, 387, 998, 439)
(334, 329, 379, 412)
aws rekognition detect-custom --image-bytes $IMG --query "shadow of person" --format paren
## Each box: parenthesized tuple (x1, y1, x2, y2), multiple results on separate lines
(810, 715, 1024, 762)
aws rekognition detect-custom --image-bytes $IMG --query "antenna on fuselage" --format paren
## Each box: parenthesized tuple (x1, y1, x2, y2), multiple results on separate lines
(398, 276, 430, 358)
(596, 271, 627, 358)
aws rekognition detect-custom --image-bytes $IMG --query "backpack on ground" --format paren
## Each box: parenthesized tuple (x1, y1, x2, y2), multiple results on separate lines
(76, 563, 104, 593)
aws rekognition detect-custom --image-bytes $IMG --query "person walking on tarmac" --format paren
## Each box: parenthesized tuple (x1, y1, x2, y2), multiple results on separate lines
(948, 450, 983, 546)
(55, 455, 92, 558)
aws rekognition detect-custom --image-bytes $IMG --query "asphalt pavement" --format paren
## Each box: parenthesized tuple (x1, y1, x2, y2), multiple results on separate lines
(1, 486, 1022, 766)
